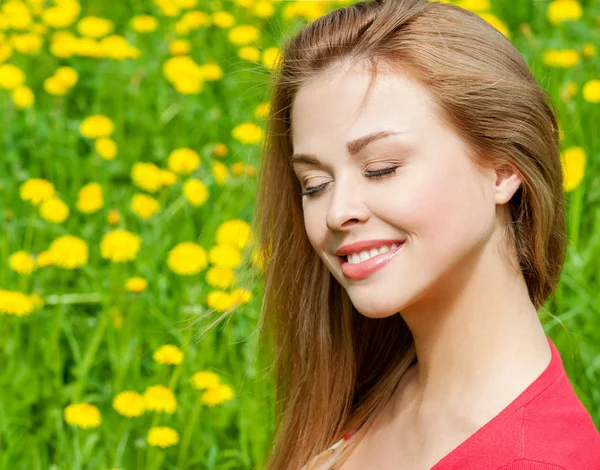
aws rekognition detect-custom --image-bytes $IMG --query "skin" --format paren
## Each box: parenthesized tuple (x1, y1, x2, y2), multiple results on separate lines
(291, 61, 552, 468)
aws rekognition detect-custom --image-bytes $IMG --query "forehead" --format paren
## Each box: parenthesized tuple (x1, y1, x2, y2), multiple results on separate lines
(291, 66, 439, 149)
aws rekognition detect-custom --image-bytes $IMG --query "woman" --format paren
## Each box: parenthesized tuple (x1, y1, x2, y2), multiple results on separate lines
(249, 0, 600, 468)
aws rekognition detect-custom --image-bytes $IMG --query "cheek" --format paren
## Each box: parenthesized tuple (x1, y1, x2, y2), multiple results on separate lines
(303, 208, 326, 252)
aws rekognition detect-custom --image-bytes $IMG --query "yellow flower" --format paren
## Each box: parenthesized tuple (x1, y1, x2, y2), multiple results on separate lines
(238, 46, 260, 62)
(254, 102, 270, 119)
(94, 137, 117, 160)
(199, 63, 222, 81)
(212, 11, 235, 28)
(113, 391, 145, 417)
(216, 219, 251, 250)
(253, 1, 275, 18)
(49, 235, 89, 269)
(131, 162, 165, 193)
(39, 197, 69, 223)
(561, 146, 585, 192)
(167, 242, 208, 275)
(230, 287, 252, 306)
(10, 33, 42, 55)
(173, 77, 203, 95)
(77, 182, 104, 214)
(130, 194, 161, 220)
(477, 13, 510, 39)
(160, 169, 177, 186)
(11, 85, 34, 109)
(0, 63, 25, 90)
(582, 80, 600, 103)
(42, 4, 80, 29)
(9, 251, 36, 274)
(261, 47, 281, 70)
(454, 0, 490, 12)
(0, 43, 13, 63)
(283, 2, 327, 22)
(168, 148, 201, 174)
(35, 250, 55, 267)
(80, 115, 114, 139)
(201, 383, 234, 407)
(100, 229, 142, 263)
(547, 0, 582, 25)
(211, 161, 229, 186)
(147, 426, 179, 448)
(54, 66, 78, 87)
(231, 122, 263, 145)
(153, 345, 184, 365)
(143, 385, 177, 414)
(19, 178, 55, 206)
(205, 266, 235, 288)
(212, 143, 228, 157)
(77, 16, 114, 38)
(542, 49, 580, 68)
(131, 14, 158, 33)
(190, 371, 220, 390)
(169, 39, 190, 55)
(228, 25, 259, 45)
(231, 162, 245, 176)
(162, 55, 203, 92)
(0, 289, 35, 316)
(100, 34, 140, 60)
(3, 0, 32, 30)
(208, 244, 242, 269)
(125, 277, 148, 293)
(64, 403, 102, 429)
(183, 178, 209, 206)
(582, 43, 596, 59)
(107, 209, 120, 225)
(206, 290, 236, 311)
(44, 76, 68, 96)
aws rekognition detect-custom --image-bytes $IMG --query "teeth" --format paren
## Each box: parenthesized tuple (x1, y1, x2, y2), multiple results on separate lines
(346, 243, 401, 265)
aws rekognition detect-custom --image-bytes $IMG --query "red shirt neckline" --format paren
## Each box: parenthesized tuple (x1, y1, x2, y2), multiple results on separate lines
(430, 335, 562, 468)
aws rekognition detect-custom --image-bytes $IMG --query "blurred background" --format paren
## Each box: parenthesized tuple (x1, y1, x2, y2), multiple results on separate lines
(0, 0, 598, 468)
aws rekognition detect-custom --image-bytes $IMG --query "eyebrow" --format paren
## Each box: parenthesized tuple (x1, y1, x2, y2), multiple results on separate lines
(290, 130, 402, 166)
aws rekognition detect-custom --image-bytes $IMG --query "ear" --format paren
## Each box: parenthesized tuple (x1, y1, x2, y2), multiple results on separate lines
(494, 165, 522, 205)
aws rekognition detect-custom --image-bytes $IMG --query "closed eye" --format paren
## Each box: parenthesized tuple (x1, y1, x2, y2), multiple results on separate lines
(300, 166, 399, 198)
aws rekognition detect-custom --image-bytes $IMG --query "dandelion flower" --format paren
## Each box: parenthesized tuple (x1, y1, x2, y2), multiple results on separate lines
(547, 0, 582, 26)
(190, 371, 220, 390)
(561, 147, 586, 192)
(167, 148, 201, 174)
(205, 266, 235, 288)
(35, 250, 55, 267)
(113, 391, 145, 417)
(183, 178, 209, 207)
(9, 251, 36, 274)
(0, 289, 35, 316)
(0, 63, 25, 90)
(131, 14, 158, 33)
(216, 219, 251, 250)
(55, 66, 79, 87)
(231, 122, 263, 145)
(582, 80, 600, 103)
(125, 277, 148, 293)
(206, 290, 236, 311)
(211, 161, 229, 186)
(143, 385, 177, 414)
(212, 143, 228, 157)
(107, 209, 120, 225)
(49, 235, 89, 269)
(201, 383, 234, 407)
(64, 403, 102, 429)
(95, 137, 117, 160)
(39, 197, 70, 223)
(130, 194, 161, 220)
(131, 162, 165, 193)
(147, 426, 179, 448)
(208, 244, 242, 269)
(80, 115, 114, 139)
(100, 229, 142, 263)
(228, 25, 259, 45)
(153, 345, 184, 365)
(19, 178, 55, 206)
(77, 16, 114, 38)
(167, 242, 208, 275)
(12, 85, 35, 109)
(77, 182, 104, 214)
(212, 11, 235, 28)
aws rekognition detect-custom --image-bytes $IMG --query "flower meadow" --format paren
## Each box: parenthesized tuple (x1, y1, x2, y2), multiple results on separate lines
(0, 0, 599, 468)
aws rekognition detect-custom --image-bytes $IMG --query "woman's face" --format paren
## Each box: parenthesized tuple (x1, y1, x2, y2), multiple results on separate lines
(291, 64, 509, 319)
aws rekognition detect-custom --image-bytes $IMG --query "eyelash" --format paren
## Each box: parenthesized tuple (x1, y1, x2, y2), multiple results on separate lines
(300, 166, 400, 198)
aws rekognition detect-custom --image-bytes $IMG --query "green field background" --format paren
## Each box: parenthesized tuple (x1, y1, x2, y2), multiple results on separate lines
(0, 0, 599, 469)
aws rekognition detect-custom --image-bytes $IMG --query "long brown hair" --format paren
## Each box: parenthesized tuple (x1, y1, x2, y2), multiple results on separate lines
(233, 0, 568, 468)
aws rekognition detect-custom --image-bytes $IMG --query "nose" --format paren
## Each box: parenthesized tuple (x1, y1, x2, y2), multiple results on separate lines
(325, 174, 370, 231)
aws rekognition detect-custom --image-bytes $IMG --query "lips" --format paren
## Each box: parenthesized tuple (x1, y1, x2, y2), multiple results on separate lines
(335, 239, 407, 257)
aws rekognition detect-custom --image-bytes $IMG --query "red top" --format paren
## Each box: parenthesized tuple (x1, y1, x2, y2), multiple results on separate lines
(429, 336, 600, 469)
(309, 336, 600, 470)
